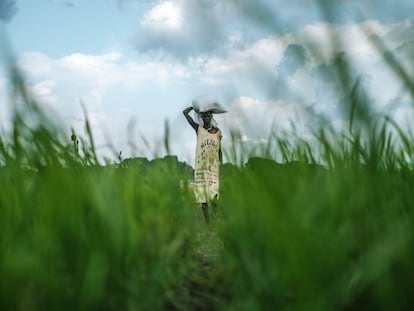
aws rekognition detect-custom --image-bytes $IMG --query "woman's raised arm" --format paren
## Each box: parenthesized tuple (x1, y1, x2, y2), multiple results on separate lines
(183, 107, 198, 132)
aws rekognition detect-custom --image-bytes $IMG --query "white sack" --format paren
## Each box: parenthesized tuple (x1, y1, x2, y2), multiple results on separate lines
(192, 95, 227, 114)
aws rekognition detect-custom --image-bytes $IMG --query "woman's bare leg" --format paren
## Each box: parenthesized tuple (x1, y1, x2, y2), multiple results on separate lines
(201, 203, 209, 224)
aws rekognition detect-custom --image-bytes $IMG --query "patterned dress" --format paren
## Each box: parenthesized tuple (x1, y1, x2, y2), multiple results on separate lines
(194, 126, 222, 203)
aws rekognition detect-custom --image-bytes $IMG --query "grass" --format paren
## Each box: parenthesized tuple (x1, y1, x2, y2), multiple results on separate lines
(2, 4, 414, 309)
(218, 157, 414, 310)
(1, 67, 414, 310)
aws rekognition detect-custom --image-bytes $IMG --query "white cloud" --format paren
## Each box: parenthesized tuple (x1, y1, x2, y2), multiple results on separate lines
(62, 52, 122, 69)
(19, 52, 56, 75)
(29, 80, 59, 107)
(9, 51, 195, 160)
(141, 1, 183, 32)
(131, 0, 414, 60)
(19, 51, 192, 93)
(210, 37, 286, 71)
(132, 0, 237, 59)
(221, 96, 263, 128)
(183, 19, 411, 114)
(6, 15, 414, 164)
(187, 35, 289, 92)
(220, 96, 310, 139)
(31, 80, 56, 96)
(296, 20, 395, 68)
(392, 105, 414, 130)
(286, 69, 315, 102)
(18, 50, 191, 95)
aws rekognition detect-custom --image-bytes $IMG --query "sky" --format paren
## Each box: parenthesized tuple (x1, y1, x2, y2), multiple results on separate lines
(1, 0, 414, 165)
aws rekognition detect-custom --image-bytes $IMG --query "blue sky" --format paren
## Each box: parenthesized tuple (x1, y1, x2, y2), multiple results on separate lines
(1, 0, 414, 164)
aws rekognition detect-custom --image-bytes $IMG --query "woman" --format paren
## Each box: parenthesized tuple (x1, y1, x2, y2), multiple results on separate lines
(183, 106, 223, 224)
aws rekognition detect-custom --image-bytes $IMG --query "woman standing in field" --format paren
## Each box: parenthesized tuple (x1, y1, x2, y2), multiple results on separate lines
(183, 105, 223, 224)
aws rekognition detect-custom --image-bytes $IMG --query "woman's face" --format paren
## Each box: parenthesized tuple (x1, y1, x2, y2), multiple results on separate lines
(201, 112, 212, 125)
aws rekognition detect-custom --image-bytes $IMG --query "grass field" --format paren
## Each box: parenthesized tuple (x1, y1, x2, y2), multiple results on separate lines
(2, 18, 414, 310)
(1, 74, 414, 311)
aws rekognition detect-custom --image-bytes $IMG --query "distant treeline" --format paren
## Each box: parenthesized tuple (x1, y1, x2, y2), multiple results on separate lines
(120, 155, 194, 177)
(119, 155, 326, 180)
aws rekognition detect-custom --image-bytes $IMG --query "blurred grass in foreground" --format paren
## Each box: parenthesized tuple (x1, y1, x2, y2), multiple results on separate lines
(1, 63, 414, 311)
(0, 65, 202, 310)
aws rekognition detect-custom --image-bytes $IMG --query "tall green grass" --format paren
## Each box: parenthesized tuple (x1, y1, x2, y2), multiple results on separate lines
(2, 63, 414, 310)
(2, 4, 414, 310)
(0, 66, 205, 310)
(218, 139, 414, 310)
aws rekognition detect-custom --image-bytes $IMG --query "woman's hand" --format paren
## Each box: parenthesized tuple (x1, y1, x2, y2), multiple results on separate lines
(183, 106, 198, 131)
(183, 106, 193, 115)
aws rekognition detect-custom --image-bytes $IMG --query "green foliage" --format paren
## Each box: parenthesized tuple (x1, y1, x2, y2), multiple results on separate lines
(0, 67, 201, 310)
(0, 161, 201, 310)
(2, 74, 414, 310)
(2, 5, 414, 309)
(218, 159, 414, 310)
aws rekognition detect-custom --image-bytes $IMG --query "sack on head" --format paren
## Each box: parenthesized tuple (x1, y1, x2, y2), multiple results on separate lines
(192, 95, 227, 114)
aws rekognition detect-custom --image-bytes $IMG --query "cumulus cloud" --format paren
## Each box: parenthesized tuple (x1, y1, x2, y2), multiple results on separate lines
(131, 0, 236, 60)
(180, 18, 413, 130)
(26, 20, 414, 119)
(187, 35, 289, 100)
(18, 51, 190, 94)
(9, 51, 193, 158)
(7, 3, 414, 162)
(30, 80, 58, 102)
(0, 0, 17, 23)
(272, 20, 414, 123)
(130, 0, 414, 60)
(186, 19, 410, 105)
(219, 96, 312, 141)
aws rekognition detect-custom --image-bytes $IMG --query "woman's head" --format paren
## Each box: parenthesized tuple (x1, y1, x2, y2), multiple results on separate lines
(200, 111, 213, 126)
